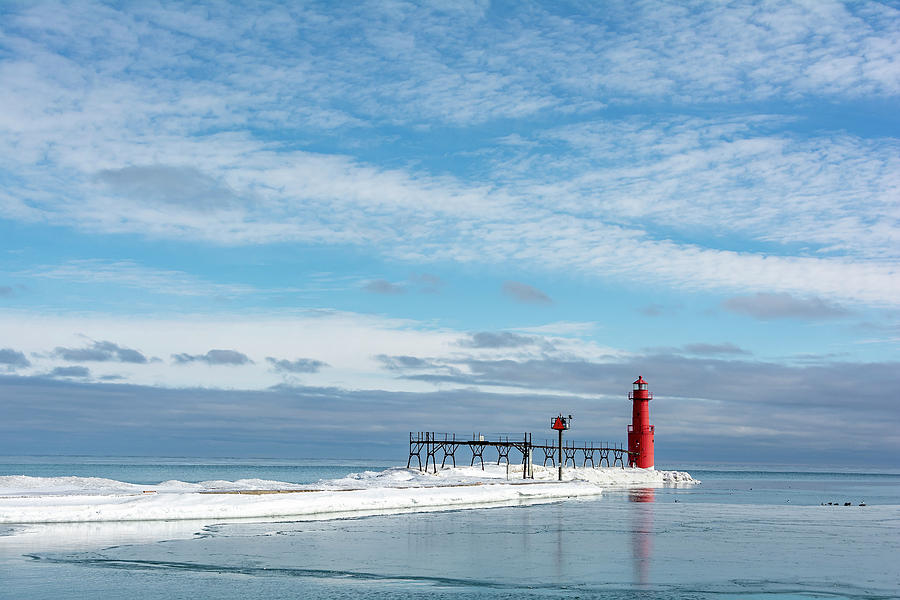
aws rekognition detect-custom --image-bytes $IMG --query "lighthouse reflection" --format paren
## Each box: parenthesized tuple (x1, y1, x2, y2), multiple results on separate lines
(629, 488, 655, 503)
(629, 487, 655, 587)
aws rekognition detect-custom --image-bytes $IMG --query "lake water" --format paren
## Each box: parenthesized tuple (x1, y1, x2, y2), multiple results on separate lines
(1, 457, 898, 599)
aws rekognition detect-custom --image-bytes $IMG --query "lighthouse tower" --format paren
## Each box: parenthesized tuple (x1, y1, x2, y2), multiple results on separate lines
(627, 376, 655, 468)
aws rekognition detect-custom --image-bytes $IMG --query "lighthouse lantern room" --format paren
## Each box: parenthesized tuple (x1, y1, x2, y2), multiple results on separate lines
(627, 376, 655, 468)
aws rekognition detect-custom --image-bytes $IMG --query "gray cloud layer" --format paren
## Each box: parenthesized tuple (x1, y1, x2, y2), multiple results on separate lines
(363, 280, 405, 295)
(48, 366, 90, 378)
(96, 165, 240, 213)
(410, 273, 443, 293)
(722, 293, 850, 319)
(639, 304, 666, 317)
(375, 355, 435, 371)
(460, 332, 540, 349)
(682, 343, 750, 356)
(54, 340, 148, 364)
(1, 364, 897, 466)
(266, 357, 329, 374)
(172, 349, 253, 366)
(502, 281, 553, 305)
(0, 348, 31, 369)
(379, 351, 899, 419)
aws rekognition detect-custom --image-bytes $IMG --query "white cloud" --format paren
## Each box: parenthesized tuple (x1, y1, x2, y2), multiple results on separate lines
(5, 124, 900, 306)
(0, 309, 623, 393)
(1, 1, 898, 142)
(4, 114, 900, 306)
(533, 119, 900, 258)
(1, 1, 899, 308)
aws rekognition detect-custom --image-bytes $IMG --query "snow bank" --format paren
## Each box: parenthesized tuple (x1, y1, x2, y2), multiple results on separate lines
(0, 466, 696, 524)
(323, 464, 696, 488)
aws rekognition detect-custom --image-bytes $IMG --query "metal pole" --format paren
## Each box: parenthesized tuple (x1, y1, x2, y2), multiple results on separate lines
(522, 431, 531, 479)
(527, 433, 533, 479)
(558, 428, 563, 481)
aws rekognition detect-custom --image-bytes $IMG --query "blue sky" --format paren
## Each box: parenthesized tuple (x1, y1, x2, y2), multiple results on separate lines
(1, 0, 898, 466)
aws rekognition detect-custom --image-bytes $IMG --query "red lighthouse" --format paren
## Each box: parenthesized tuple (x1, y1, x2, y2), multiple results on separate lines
(627, 376, 655, 468)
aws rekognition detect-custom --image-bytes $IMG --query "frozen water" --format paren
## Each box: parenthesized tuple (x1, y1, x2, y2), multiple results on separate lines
(0, 459, 896, 600)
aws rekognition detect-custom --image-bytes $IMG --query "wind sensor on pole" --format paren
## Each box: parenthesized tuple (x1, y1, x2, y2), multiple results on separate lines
(551, 413, 572, 481)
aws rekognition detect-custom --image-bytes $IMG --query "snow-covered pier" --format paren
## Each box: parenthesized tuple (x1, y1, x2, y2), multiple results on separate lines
(0, 465, 697, 525)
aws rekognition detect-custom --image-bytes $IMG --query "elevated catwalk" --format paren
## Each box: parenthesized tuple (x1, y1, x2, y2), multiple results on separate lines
(407, 432, 633, 478)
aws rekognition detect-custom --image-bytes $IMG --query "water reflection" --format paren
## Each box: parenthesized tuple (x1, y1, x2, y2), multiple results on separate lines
(629, 488, 655, 503)
(0, 520, 207, 557)
(629, 487, 654, 587)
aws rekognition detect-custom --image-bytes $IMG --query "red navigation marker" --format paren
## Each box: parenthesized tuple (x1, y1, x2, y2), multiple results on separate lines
(550, 414, 572, 481)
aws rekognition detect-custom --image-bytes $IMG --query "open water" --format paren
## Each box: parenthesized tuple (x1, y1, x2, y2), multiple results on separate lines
(1, 457, 898, 599)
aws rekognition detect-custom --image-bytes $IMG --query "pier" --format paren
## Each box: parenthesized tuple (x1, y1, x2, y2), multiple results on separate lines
(407, 431, 633, 478)
(408, 378, 653, 479)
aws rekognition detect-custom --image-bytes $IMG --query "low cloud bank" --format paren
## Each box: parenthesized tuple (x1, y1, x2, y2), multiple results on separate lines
(1, 356, 898, 467)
